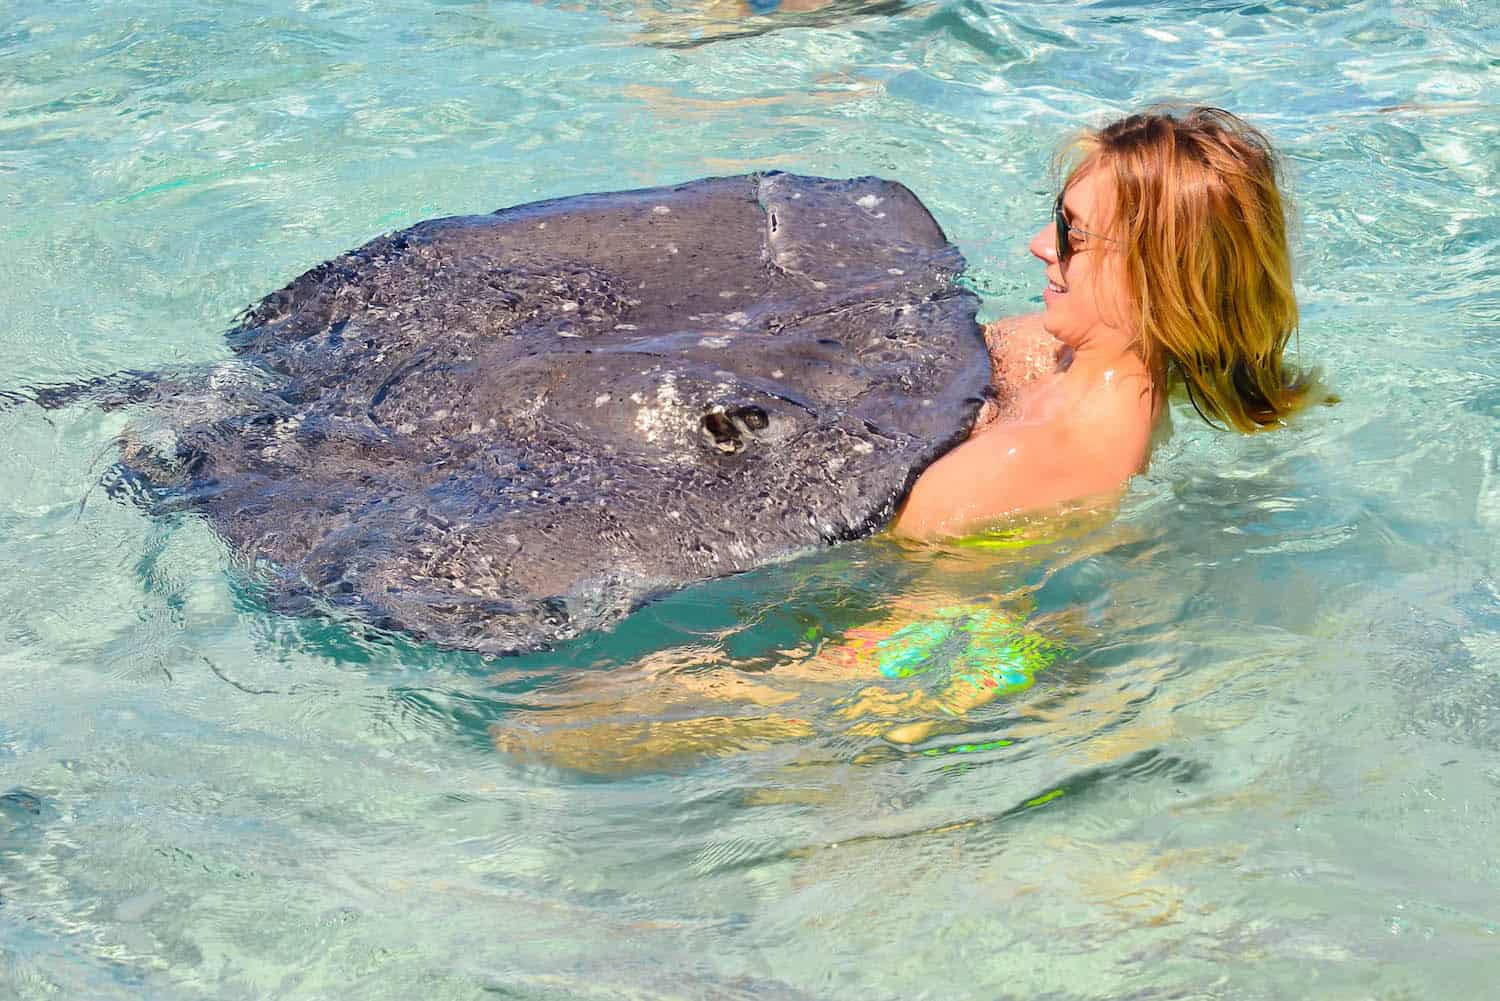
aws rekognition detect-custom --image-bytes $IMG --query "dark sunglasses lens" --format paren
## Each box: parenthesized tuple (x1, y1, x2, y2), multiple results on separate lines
(1053, 197, 1071, 264)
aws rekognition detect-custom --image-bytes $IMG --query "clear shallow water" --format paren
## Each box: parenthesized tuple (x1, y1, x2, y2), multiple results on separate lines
(2, 0, 1499, 997)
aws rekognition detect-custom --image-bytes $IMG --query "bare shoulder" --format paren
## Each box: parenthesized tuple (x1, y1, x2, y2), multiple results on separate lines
(1054, 371, 1157, 474)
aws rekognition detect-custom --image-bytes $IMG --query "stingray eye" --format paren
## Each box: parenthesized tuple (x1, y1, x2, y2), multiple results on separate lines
(732, 405, 769, 431)
(699, 410, 743, 453)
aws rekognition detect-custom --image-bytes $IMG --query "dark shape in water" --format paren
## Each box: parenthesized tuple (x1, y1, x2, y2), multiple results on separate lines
(0, 788, 56, 834)
(632, 0, 912, 49)
(92, 173, 988, 653)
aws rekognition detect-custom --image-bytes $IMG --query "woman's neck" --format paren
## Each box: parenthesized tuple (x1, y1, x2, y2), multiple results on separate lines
(1033, 337, 1156, 425)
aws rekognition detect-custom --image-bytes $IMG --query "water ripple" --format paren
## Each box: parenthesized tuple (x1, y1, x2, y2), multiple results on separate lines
(2, 0, 1499, 996)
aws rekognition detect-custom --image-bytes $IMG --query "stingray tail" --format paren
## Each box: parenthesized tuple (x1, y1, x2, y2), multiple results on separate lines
(0, 370, 165, 413)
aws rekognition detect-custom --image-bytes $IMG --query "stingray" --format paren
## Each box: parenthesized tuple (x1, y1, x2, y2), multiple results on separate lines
(14, 172, 990, 654)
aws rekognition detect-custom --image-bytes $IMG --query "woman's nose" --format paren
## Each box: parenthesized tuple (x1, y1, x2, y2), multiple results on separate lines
(1029, 223, 1057, 264)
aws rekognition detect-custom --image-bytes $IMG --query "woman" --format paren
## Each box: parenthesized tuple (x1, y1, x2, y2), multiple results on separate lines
(492, 106, 1318, 771)
(894, 105, 1314, 539)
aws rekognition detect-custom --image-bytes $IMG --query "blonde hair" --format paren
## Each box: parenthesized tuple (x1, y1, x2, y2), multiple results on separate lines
(1060, 105, 1314, 432)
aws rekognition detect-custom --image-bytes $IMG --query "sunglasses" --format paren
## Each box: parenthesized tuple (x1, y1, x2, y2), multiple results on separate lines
(1053, 192, 1116, 265)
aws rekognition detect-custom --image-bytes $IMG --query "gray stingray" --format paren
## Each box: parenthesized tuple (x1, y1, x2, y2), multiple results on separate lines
(33, 173, 991, 654)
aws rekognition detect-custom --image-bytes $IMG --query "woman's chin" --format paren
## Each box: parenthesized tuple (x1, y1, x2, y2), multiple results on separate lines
(1039, 308, 1064, 339)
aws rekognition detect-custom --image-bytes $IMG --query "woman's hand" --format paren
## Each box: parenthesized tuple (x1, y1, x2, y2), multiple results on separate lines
(973, 313, 1064, 428)
(986, 313, 1064, 385)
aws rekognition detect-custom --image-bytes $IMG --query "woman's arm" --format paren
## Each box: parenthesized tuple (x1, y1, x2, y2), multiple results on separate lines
(891, 387, 1146, 540)
(892, 421, 1077, 539)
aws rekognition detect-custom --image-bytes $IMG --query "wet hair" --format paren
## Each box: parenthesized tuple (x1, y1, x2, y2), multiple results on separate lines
(1059, 105, 1315, 432)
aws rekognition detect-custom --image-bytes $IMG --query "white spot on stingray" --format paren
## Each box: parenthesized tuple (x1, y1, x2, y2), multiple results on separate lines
(537, 222, 547, 230)
(653, 205, 671, 215)
(594, 393, 612, 407)
(771, 369, 784, 378)
(856, 194, 883, 209)
(634, 375, 685, 445)
(791, 192, 802, 199)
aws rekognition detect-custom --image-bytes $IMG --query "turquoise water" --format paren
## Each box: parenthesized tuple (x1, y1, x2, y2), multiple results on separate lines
(3, 0, 1500, 997)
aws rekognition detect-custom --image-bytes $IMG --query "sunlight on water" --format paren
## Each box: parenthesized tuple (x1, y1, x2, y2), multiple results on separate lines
(3, 1, 1499, 998)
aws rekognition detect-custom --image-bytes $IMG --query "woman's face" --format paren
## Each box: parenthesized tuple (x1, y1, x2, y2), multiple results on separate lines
(1029, 167, 1134, 353)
